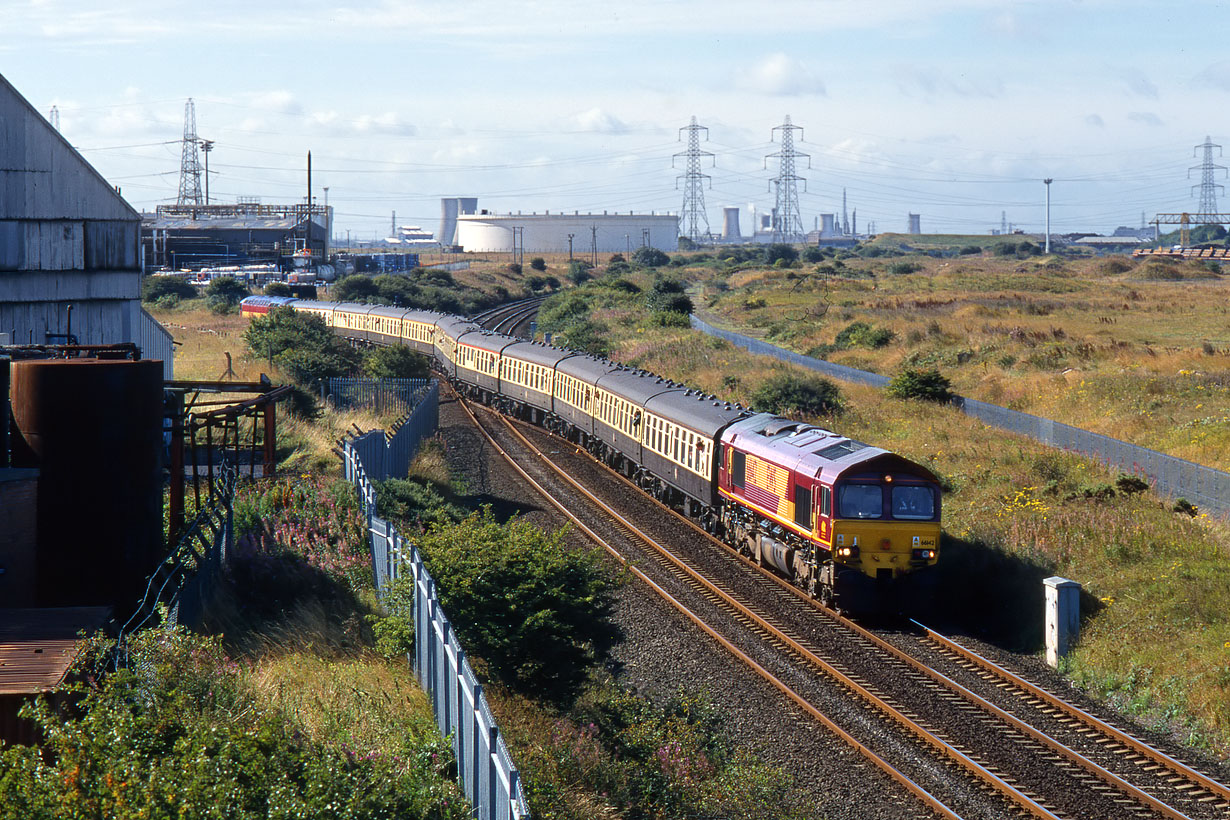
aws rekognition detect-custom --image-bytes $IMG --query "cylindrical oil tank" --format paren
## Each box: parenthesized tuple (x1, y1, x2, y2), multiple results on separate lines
(10, 359, 163, 615)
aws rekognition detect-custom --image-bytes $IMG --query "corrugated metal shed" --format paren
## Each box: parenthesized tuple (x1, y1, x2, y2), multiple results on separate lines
(0, 71, 161, 371)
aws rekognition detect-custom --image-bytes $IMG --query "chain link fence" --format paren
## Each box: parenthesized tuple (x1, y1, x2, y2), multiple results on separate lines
(691, 316, 1230, 517)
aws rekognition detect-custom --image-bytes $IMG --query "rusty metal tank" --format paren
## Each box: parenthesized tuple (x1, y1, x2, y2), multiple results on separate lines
(9, 359, 163, 614)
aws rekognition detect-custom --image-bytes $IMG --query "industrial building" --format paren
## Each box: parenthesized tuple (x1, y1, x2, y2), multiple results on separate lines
(142, 202, 330, 271)
(0, 72, 171, 375)
(448, 202, 679, 254)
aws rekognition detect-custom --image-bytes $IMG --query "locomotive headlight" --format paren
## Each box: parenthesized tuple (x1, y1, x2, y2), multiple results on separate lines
(911, 548, 937, 560)
(836, 545, 860, 560)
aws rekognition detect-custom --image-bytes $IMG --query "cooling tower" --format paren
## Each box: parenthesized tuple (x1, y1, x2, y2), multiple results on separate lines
(438, 197, 480, 246)
(820, 213, 837, 237)
(722, 207, 741, 240)
(908, 213, 921, 234)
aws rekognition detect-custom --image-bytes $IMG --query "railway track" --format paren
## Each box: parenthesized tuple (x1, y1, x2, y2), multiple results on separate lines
(470, 295, 546, 337)
(455, 390, 1230, 820)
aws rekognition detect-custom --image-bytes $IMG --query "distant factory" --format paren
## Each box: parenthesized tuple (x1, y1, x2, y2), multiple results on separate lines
(141, 202, 330, 271)
(438, 198, 678, 254)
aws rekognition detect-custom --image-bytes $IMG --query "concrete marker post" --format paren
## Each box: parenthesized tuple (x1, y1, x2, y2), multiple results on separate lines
(1045, 576, 1081, 668)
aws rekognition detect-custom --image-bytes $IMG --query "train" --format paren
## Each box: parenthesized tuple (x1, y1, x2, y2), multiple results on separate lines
(241, 295, 942, 610)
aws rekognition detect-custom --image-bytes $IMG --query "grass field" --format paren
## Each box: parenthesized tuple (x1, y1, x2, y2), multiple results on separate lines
(697, 251, 1230, 471)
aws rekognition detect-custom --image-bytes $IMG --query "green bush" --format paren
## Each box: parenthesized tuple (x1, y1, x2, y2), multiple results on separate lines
(886, 261, 921, 275)
(0, 628, 467, 820)
(749, 372, 844, 417)
(530, 257, 547, 272)
(886, 366, 954, 403)
(959, 245, 982, 255)
(244, 307, 361, 386)
(567, 260, 592, 284)
(649, 310, 691, 328)
(142, 275, 197, 303)
(419, 509, 621, 701)
(631, 246, 670, 268)
(376, 477, 467, 529)
(762, 243, 798, 266)
(832, 321, 895, 350)
(204, 276, 249, 314)
(264, 282, 293, 297)
(362, 344, 431, 379)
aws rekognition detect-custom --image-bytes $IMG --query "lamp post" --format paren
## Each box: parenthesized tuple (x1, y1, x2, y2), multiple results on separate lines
(199, 139, 214, 205)
(1043, 178, 1053, 254)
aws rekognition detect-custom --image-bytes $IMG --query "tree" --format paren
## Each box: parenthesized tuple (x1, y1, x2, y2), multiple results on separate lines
(243, 307, 361, 386)
(886, 367, 954, 403)
(530, 257, 547, 272)
(204, 276, 249, 314)
(264, 282, 293, 297)
(749, 372, 844, 417)
(632, 246, 670, 268)
(362, 344, 431, 379)
(331, 274, 381, 302)
(418, 509, 621, 701)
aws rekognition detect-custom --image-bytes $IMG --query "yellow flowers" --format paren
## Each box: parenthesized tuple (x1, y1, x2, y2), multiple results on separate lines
(998, 485, 1050, 518)
(1100, 596, 1115, 605)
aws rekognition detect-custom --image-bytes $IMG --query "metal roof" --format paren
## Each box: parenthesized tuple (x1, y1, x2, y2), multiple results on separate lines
(0, 607, 111, 695)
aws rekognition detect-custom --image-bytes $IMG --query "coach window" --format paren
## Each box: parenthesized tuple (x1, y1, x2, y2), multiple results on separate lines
(731, 449, 746, 489)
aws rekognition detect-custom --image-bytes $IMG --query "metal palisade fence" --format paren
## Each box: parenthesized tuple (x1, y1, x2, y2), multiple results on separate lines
(324, 376, 434, 417)
(340, 384, 530, 820)
(691, 315, 1230, 518)
(345, 381, 440, 482)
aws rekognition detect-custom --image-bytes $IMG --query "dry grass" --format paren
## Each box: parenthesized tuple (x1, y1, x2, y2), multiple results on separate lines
(700, 254, 1230, 470)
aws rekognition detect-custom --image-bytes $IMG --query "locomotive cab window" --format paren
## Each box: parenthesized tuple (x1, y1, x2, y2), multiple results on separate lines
(794, 485, 813, 528)
(731, 449, 746, 488)
(820, 486, 832, 518)
(838, 483, 883, 519)
(891, 485, 935, 520)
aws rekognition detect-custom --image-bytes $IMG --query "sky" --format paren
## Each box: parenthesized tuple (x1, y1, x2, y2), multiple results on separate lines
(4, 0, 1230, 240)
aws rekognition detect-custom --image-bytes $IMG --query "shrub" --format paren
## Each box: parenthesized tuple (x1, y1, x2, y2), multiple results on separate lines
(994, 242, 1018, 256)
(649, 310, 691, 328)
(802, 246, 826, 263)
(886, 367, 954, 403)
(959, 245, 982, 255)
(142, 275, 197, 303)
(419, 509, 621, 701)
(1115, 474, 1149, 495)
(530, 257, 547, 272)
(205, 276, 250, 314)
(507, 262, 523, 275)
(631, 246, 670, 268)
(886, 260, 921, 275)
(763, 243, 799, 266)
(264, 281, 293, 297)
(567, 260, 592, 284)
(362, 344, 431, 379)
(244, 306, 361, 386)
(605, 278, 641, 294)
(749, 372, 844, 417)
(376, 477, 467, 529)
(833, 321, 895, 349)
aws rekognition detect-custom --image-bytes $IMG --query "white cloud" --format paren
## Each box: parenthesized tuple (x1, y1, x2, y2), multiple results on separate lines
(1085, 114, 1105, 128)
(1193, 60, 1230, 91)
(1127, 111, 1163, 127)
(893, 65, 1003, 98)
(1117, 68, 1158, 98)
(572, 108, 629, 134)
(739, 53, 826, 97)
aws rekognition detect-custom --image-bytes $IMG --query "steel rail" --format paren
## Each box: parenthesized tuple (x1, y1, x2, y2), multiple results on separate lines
(912, 620, 1230, 808)
(495, 410, 1221, 820)
(460, 397, 1076, 820)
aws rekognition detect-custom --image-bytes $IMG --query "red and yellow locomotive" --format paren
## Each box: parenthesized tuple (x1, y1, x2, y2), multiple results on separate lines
(719, 413, 941, 610)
